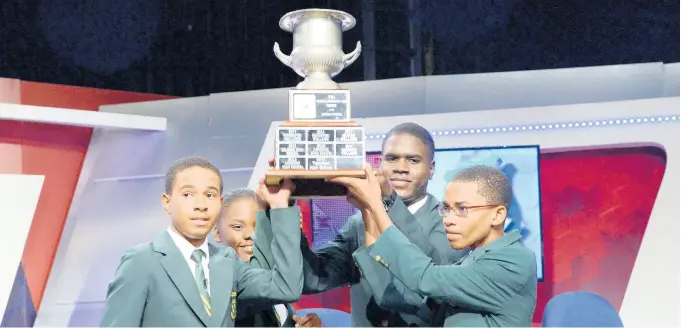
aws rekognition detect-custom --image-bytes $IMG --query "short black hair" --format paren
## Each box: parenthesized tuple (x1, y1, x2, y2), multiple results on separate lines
(222, 188, 257, 208)
(219, 188, 257, 223)
(451, 165, 513, 210)
(382, 122, 435, 160)
(164, 156, 223, 194)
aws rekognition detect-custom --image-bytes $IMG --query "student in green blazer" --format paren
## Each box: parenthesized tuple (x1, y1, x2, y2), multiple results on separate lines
(253, 123, 467, 327)
(214, 188, 323, 327)
(100, 156, 304, 327)
(332, 164, 538, 327)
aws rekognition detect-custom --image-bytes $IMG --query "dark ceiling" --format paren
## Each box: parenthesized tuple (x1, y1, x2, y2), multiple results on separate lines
(0, 0, 678, 97)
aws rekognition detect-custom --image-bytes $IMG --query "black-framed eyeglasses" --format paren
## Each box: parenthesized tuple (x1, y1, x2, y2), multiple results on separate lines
(437, 203, 502, 218)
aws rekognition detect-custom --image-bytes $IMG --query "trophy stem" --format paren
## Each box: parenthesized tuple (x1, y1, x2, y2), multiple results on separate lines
(297, 71, 340, 89)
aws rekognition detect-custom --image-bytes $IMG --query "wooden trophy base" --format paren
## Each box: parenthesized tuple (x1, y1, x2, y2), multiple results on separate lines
(265, 169, 366, 199)
(269, 120, 366, 199)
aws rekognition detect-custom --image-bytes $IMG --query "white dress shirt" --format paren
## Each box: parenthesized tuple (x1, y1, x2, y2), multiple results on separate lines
(407, 194, 428, 214)
(273, 304, 287, 326)
(167, 227, 211, 295)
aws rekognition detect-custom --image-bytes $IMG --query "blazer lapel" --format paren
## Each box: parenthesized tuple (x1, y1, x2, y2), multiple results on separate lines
(154, 231, 211, 327)
(417, 194, 440, 218)
(209, 244, 233, 326)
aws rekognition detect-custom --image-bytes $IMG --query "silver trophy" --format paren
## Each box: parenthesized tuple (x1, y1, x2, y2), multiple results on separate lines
(274, 9, 362, 90)
(267, 9, 367, 198)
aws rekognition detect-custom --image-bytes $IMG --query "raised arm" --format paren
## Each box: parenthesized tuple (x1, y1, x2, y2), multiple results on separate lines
(299, 213, 360, 294)
(351, 196, 461, 318)
(388, 193, 466, 264)
(385, 194, 435, 256)
(250, 210, 276, 269)
(234, 210, 278, 316)
(352, 245, 434, 320)
(250, 205, 359, 294)
(236, 206, 303, 303)
(100, 246, 149, 327)
(370, 226, 536, 313)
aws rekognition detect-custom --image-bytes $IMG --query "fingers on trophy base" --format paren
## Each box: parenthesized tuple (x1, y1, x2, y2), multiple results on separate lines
(265, 169, 365, 199)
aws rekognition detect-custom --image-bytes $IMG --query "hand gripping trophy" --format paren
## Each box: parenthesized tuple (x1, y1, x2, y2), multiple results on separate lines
(266, 8, 366, 198)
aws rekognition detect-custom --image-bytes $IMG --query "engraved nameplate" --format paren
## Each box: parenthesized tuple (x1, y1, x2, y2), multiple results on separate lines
(307, 158, 335, 170)
(308, 129, 335, 142)
(276, 126, 366, 170)
(278, 157, 306, 170)
(335, 128, 363, 142)
(308, 143, 334, 157)
(278, 129, 306, 142)
(289, 90, 351, 122)
(278, 143, 306, 157)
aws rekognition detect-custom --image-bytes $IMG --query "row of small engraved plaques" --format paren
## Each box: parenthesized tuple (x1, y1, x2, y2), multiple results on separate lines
(278, 128, 363, 143)
(279, 143, 363, 157)
(276, 127, 365, 170)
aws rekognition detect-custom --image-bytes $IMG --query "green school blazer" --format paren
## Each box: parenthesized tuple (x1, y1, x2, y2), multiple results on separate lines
(234, 210, 299, 327)
(359, 227, 537, 327)
(100, 207, 304, 327)
(252, 194, 467, 327)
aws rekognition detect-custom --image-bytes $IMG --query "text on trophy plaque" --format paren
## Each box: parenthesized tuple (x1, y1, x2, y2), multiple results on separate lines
(275, 126, 365, 170)
(289, 90, 351, 122)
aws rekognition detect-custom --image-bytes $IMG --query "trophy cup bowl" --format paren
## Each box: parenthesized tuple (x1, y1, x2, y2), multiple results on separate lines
(267, 9, 367, 199)
(273, 9, 362, 90)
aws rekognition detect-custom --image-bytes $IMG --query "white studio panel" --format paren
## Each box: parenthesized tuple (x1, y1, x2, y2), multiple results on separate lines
(0, 103, 166, 131)
(250, 97, 680, 327)
(0, 174, 45, 323)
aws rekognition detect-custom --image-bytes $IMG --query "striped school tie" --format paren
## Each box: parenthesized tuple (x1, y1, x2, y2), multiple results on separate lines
(190, 249, 211, 316)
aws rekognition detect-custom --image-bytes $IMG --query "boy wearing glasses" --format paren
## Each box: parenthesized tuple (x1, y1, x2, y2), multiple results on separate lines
(332, 164, 537, 327)
(253, 123, 467, 327)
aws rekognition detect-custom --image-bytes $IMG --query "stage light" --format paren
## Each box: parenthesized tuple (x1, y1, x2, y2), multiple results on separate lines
(365, 115, 680, 139)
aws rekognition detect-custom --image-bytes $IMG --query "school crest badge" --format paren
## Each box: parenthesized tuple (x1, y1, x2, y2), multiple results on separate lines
(230, 291, 237, 320)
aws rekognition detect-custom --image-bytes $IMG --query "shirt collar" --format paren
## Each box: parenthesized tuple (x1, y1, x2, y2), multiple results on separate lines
(407, 194, 428, 214)
(167, 227, 210, 261)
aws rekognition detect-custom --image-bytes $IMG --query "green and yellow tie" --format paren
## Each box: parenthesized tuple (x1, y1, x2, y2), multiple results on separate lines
(190, 249, 211, 316)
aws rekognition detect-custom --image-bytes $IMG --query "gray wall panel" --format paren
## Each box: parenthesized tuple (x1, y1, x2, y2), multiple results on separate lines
(424, 62, 666, 114)
(340, 76, 426, 118)
(94, 97, 212, 178)
(35, 62, 680, 327)
(663, 63, 680, 97)
(207, 89, 289, 169)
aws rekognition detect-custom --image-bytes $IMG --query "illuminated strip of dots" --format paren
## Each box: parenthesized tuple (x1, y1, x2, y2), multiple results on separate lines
(365, 115, 679, 140)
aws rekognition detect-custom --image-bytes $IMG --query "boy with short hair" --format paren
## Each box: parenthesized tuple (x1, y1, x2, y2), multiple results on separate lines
(100, 156, 303, 327)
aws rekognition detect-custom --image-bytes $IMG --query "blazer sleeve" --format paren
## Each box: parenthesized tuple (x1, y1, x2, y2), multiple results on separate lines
(389, 194, 463, 265)
(352, 245, 434, 320)
(235, 232, 273, 313)
(250, 207, 360, 294)
(370, 226, 536, 313)
(298, 212, 360, 294)
(100, 246, 150, 327)
(250, 210, 275, 269)
(236, 206, 303, 304)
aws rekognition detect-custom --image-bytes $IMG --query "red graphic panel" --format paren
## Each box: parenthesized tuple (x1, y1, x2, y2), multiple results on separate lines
(535, 145, 664, 321)
(292, 145, 665, 324)
(0, 78, 177, 315)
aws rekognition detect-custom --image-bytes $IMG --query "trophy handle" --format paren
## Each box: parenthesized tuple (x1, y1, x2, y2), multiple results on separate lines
(273, 42, 293, 67)
(342, 41, 362, 67)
